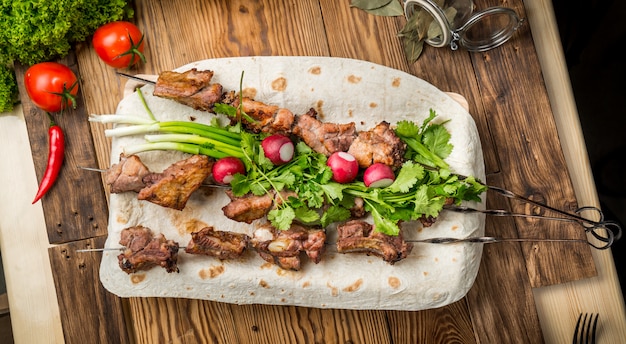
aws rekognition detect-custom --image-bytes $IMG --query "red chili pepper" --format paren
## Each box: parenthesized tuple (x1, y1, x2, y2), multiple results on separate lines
(32, 113, 65, 204)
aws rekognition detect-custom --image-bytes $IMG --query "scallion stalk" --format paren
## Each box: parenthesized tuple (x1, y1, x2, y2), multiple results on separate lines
(123, 142, 231, 159)
(144, 134, 244, 159)
(104, 123, 161, 137)
(89, 114, 156, 125)
(158, 125, 241, 147)
(160, 121, 241, 140)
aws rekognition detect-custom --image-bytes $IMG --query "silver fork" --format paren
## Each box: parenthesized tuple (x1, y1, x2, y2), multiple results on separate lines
(572, 313, 599, 344)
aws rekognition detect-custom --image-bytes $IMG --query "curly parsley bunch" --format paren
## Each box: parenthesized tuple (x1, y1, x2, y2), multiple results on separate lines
(0, 0, 132, 112)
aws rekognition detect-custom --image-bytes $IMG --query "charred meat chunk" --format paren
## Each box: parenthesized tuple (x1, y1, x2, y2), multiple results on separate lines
(222, 91, 295, 134)
(347, 121, 406, 169)
(336, 220, 413, 264)
(153, 69, 223, 111)
(292, 111, 357, 156)
(222, 191, 275, 224)
(138, 155, 213, 210)
(118, 226, 180, 274)
(252, 224, 326, 270)
(106, 154, 151, 193)
(185, 226, 250, 260)
(221, 190, 297, 224)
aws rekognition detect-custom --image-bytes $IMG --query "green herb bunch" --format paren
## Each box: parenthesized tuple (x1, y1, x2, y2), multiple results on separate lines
(229, 110, 486, 235)
(0, 0, 133, 112)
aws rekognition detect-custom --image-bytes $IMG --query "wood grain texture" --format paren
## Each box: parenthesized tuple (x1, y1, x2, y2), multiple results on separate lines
(48, 236, 130, 344)
(14, 54, 109, 244)
(387, 300, 477, 344)
(466, 174, 544, 343)
(469, 0, 596, 286)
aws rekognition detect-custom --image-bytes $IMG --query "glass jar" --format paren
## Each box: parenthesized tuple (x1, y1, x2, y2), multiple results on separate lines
(403, 0, 523, 52)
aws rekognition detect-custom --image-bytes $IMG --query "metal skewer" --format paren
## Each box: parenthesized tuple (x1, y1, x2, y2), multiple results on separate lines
(79, 162, 622, 249)
(85, 79, 623, 249)
(116, 72, 156, 85)
(78, 166, 229, 189)
(75, 234, 605, 253)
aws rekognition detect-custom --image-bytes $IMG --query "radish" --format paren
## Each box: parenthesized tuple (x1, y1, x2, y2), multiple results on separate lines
(327, 152, 359, 183)
(261, 134, 294, 165)
(363, 163, 395, 188)
(212, 157, 246, 184)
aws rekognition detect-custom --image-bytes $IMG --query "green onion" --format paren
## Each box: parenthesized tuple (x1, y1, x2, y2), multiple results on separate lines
(90, 113, 245, 160)
(124, 142, 231, 159)
(144, 134, 244, 159)
(89, 114, 155, 125)
(160, 121, 241, 140)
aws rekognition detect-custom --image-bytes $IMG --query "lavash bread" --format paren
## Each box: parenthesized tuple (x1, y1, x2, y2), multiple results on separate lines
(99, 56, 485, 311)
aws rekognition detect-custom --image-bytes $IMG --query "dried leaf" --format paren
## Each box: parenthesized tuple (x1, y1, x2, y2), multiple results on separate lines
(427, 18, 442, 40)
(363, 0, 404, 16)
(350, 0, 393, 11)
(403, 37, 424, 63)
(427, 7, 456, 40)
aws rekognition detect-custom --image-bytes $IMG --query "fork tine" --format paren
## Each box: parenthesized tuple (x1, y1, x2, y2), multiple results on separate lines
(590, 314, 599, 344)
(573, 313, 583, 344)
(584, 313, 592, 344)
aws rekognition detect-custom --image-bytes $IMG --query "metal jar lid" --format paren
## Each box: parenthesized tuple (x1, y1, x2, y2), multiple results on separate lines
(403, 0, 523, 52)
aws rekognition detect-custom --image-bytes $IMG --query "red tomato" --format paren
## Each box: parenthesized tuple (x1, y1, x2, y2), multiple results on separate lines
(24, 62, 79, 113)
(92, 21, 146, 69)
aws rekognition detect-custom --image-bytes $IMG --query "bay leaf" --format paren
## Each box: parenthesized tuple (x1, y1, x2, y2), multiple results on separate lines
(350, 0, 393, 11)
(363, 0, 404, 16)
(403, 37, 424, 63)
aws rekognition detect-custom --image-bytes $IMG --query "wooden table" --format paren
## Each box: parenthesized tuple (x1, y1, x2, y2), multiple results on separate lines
(1, 0, 625, 343)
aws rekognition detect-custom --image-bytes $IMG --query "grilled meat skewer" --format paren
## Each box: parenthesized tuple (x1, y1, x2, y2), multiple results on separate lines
(118, 226, 180, 274)
(119, 70, 407, 168)
(100, 154, 215, 210)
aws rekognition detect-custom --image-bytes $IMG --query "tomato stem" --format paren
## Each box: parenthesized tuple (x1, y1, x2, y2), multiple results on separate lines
(49, 79, 79, 113)
(114, 30, 146, 68)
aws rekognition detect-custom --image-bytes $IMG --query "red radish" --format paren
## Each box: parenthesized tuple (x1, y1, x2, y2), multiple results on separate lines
(363, 163, 395, 188)
(261, 134, 294, 165)
(327, 152, 359, 183)
(212, 157, 246, 184)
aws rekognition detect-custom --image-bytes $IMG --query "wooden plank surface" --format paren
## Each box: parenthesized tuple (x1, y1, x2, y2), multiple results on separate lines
(10, 0, 600, 342)
(466, 173, 543, 343)
(0, 105, 65, 343)
(522, 0, 626, 342)
(468, 0, 595, 286)
(14, 54, 109, 245)
(48, 237, 130, 344)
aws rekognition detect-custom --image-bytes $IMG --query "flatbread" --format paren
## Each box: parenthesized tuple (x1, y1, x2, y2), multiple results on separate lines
(99, 56, 485, 311)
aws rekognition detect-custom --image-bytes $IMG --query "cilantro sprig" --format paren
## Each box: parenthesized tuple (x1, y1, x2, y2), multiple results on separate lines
(395, 109, 452, 169)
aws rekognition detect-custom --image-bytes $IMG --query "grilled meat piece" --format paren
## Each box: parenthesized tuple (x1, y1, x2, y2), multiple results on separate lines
(223, 91, 295, 134)
(153, 69, 223, 111)
(292, 111, 357, 156)
(252, 225, 326, 270)
(106, 154, 152, 193)
(336, 220, 413, 264)
(118, 226, 180, 274)
(138, 155, 213, 210)
(222, 191, 275, 224)
(222, 190, 297, 224)
(347, 121, 406, 169)
(185, 226, 250, 260)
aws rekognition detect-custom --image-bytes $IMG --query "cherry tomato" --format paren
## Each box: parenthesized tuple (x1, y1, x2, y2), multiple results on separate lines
(24, 62, 79, 113)
(92, 21, 146, 69)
